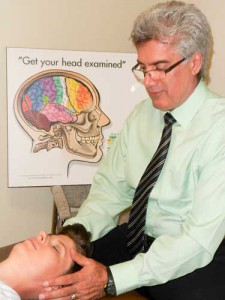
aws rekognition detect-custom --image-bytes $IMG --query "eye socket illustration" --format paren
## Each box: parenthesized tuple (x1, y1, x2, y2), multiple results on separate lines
(14, 70, 110, 161)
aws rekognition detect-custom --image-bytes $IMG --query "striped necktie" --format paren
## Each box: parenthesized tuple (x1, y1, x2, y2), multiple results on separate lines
(127, 112, 176, 256)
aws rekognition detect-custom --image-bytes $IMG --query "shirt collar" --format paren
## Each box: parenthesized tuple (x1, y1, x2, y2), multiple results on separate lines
(171, 80, 208, 128)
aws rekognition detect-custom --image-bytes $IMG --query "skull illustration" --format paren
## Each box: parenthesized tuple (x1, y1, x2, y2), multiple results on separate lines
(14, 69, 110, 162)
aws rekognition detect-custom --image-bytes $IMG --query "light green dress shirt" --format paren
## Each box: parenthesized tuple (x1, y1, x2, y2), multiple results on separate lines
(64, 80, 225, 294)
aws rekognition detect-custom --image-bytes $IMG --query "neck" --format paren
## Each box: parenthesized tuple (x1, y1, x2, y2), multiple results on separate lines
(0, 259, 18, 290)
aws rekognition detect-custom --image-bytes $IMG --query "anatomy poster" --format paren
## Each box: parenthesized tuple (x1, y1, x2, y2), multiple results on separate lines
(7, 47, 147, 187)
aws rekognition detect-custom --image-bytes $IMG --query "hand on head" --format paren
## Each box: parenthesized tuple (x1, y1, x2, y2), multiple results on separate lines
(39, 249, 107, 300)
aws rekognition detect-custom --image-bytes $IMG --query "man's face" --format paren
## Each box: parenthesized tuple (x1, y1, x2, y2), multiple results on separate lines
(10, 231, 75, 282)
(136, 40, 201, 111)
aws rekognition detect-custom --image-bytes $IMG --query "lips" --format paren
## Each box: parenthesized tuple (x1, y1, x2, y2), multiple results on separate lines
(149, 92, 164, 100)
(27, 238, 38, 250)
(149, 89, 163, 94)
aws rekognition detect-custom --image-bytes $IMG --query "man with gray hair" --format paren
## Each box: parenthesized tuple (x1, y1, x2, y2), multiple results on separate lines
(41, 2, 225, 299)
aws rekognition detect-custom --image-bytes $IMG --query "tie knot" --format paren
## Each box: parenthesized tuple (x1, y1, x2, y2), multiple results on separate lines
(164, 112, 176, 126)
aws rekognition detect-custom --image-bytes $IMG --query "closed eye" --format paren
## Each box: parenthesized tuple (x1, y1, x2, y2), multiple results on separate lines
(155, 64, 168, 71)
(51, 244, 60, 254)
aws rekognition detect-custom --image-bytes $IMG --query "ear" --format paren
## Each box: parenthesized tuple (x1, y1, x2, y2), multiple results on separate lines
(190, 52, 203, 76)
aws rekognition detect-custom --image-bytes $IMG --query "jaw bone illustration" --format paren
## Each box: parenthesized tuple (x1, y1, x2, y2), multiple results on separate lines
(14, 70, 110, 162)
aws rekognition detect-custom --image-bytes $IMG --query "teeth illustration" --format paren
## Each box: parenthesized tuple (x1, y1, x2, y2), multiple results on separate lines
(80, 135, 100, 145)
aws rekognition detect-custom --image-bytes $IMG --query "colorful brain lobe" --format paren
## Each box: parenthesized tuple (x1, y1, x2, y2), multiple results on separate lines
(21, 75, 93, 131)
(66, 78, 93, 113)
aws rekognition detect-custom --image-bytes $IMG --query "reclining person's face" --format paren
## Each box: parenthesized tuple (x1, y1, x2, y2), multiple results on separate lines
(9, 231, 75, 282)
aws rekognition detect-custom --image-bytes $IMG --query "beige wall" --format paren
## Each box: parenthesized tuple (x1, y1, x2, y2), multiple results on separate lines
(0, 0, 225, 246)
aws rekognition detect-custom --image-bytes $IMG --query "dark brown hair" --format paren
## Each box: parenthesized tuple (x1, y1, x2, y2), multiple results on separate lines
(58, 224, 92, 273)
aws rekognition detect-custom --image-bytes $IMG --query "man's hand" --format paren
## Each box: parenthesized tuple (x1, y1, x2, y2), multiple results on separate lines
(39, 250, 108, 300)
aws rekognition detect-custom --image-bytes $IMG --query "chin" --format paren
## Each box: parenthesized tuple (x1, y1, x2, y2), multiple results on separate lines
(10, 241, 25, 256)
(152, 101, 171, 111)
(150, 96, 169, 110)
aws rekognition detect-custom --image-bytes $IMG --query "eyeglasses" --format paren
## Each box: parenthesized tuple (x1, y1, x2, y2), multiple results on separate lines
(132, 57, 186, 82)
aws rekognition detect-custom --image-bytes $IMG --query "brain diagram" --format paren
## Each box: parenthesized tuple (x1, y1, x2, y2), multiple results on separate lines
(15, 70, 110, 161)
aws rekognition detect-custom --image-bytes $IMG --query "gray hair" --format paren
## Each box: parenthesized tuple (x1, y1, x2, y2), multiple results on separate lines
(131, 1, 213, 80)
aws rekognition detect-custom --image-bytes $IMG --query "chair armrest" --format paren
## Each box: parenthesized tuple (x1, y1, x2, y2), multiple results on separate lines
(51, 185, 71, 220)
(62, 185, 91, 208)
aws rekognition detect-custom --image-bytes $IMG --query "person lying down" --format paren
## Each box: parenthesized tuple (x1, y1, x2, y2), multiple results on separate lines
(0, 224, 91, 300)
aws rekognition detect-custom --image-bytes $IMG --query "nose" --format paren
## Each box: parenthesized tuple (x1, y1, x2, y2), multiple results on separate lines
(98, 112, 110, 127)
(143, 73, 158, 89)
(37, 230, 48, 243)
(95, 107, 110, 127)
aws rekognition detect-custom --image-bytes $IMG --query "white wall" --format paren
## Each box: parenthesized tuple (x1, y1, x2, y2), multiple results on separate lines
(0, 0, 225, 246)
